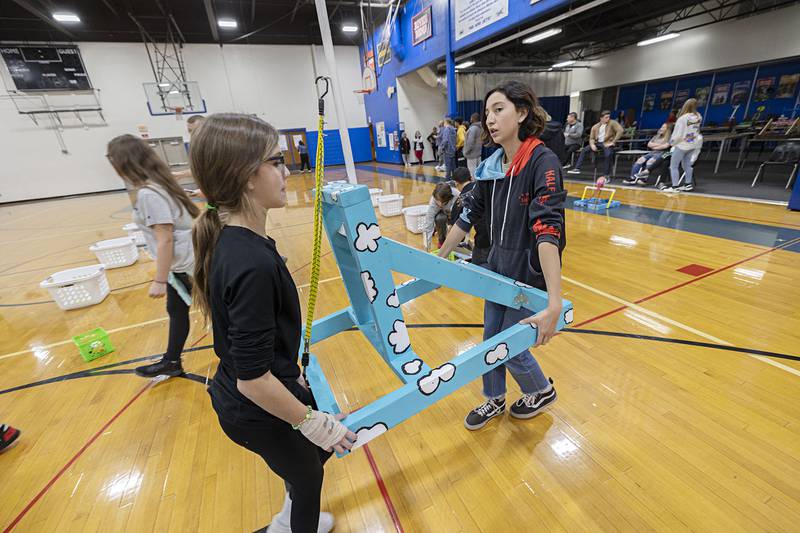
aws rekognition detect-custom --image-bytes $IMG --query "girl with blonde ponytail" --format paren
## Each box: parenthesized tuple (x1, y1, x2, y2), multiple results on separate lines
(190, 113, 355, 533)
(106, 134, 199, 378)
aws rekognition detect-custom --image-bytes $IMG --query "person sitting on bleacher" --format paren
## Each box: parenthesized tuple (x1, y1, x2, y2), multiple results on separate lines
(623, 122, 673, 185)
(567, 110, 623, 181)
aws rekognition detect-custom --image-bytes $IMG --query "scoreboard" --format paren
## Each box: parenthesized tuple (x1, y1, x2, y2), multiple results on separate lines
(0, 45, 92, 91)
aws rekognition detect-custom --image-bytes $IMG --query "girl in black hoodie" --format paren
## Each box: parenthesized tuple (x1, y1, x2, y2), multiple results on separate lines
(438, 81, 566, 431)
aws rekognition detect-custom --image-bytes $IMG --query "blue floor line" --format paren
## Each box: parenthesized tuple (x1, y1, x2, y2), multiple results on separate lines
(356, 163, 800, 253)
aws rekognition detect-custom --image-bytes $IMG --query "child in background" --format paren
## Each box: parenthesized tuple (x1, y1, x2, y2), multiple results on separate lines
(428, 126, 439, 169)
(413, 131, 425, 165)
(400, 132, 411, 168)
(450, 167, 491, 266)
(423, 181, 460, 250)
(623, 122, 673, 185)
(107, 134, 200, 378)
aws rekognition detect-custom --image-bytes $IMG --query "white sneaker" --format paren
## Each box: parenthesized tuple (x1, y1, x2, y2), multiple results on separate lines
(567, 169, 581, 174)
(267, 493, 335, 533)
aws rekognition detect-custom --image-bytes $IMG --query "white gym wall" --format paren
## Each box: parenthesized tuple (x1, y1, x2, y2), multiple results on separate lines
(397, 69, 447, 163)
(0, 43, 367, 204)
(570, 4, 800, 92)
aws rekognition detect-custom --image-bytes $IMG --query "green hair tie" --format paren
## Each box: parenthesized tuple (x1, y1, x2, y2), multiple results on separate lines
(205, 202, 218, 212)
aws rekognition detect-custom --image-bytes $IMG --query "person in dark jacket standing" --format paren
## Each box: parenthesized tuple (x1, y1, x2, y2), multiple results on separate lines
(190, 114, 356, 533)
(438, 81, 565, 431)
(400, 131, 411, 167)
(540, 114, 566, 164)
(440, 118, 457, 180)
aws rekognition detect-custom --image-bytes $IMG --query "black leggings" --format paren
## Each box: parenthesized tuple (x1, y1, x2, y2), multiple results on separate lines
(217, 388, 332, 533)
(165, 272, 192, 362)
(300, 153, 310, 171)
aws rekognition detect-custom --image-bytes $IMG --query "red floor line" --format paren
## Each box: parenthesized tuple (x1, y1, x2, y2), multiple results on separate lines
(572, 237, 800, 329)
(3, 382, 153, 533)
(363, 443, 404, 533)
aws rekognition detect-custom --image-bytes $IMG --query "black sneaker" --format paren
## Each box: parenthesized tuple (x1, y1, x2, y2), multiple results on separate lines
(464, 397, 506, 430)
(134, 358, 184, 378)
(622, 177, 638, 185)
(0, 424, 20, 452)
(510, 379, 557, 420)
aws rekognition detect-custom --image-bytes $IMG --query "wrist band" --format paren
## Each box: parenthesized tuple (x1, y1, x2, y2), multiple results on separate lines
(292, 405, 313, 430)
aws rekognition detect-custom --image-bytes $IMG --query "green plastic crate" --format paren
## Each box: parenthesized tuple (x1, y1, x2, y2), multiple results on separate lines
(72, 327, 114, 362)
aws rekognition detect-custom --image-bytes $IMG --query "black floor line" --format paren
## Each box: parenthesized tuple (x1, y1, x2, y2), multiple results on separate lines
(563, 328, 800, 362)
(1, 280, 152, 308)
(3, 326, 796, 397)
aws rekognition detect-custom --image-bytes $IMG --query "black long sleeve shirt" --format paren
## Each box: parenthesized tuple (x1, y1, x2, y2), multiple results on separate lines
(207, 226, 303, 424)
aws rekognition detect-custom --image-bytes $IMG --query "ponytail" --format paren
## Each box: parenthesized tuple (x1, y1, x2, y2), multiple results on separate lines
(192, 206, 224, 321)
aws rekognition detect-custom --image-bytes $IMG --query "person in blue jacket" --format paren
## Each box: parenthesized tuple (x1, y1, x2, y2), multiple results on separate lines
(438, 80, 566, 431)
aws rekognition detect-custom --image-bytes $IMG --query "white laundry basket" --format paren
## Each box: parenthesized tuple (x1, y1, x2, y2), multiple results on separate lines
(40, 264, 110, 310)
(369, 188, 383, 207)
(402, 205, 428, 234)
(377, 194, 404, 217)
(89, 237, 139, 269)
(122, 223, 146, 246)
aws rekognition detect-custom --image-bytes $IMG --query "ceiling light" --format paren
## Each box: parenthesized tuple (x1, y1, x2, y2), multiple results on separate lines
(158, 83, 170, 87)
(522, 28, 562, 44)
(637, 33, 680, 47)
(53, 12, 80, 23)
(455, 60, 475, 70)
(217, 19, 238, 29)
(552, 60, 575, 68)
(342, 24, 359, 33)
(169, 90, 179, 94)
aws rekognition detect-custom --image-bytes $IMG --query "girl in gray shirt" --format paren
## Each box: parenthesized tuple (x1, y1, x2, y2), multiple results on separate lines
(107, 134, 200, 378)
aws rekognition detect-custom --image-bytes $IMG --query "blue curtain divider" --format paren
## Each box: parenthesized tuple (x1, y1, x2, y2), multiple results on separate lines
(306, 127, 373, 167)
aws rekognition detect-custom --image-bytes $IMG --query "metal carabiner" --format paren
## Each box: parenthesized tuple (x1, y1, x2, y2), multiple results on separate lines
(316, 76, 331, 116)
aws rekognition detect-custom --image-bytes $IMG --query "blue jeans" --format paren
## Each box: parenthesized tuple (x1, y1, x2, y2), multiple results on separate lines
(670, 147, 695, 186)
(445, 153, 456, 180)
(631, 152, 663, 177)
(482, 300, 551, 399)
(575, 144, 614, 175)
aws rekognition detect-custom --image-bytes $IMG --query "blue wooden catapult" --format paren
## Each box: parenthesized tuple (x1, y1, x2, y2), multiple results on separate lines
(301, 181, 574, 453)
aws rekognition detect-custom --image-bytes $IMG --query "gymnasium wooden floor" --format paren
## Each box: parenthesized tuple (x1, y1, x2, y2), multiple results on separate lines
(1, 163, 799, 532)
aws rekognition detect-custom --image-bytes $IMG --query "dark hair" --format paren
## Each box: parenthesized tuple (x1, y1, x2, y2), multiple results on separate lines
(601, 110, 611, 117)
(187, 115, 206, 125)
(106, 134, 200, 219)
(189, 113, 279, 321)
(568, 112, 577, 119)
(481, 80, 549, 144)
(452, 167, 472, 184)
(454, 117, 464, 125)
(433, 182, 454, 204)
(470, 113, 480, 123)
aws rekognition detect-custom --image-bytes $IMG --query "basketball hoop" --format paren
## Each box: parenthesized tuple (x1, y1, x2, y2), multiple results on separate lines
(174, 106, 184, 121)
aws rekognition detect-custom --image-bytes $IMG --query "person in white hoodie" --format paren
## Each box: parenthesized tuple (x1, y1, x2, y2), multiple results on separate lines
(662, 98, 703, 192)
